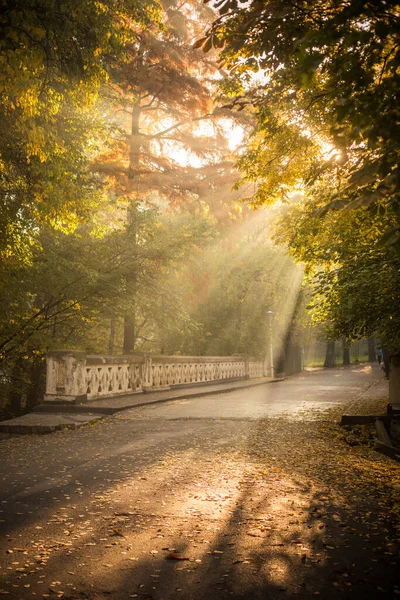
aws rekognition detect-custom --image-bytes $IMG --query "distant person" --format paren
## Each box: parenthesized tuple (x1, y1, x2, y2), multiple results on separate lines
(376, 347, 383, 365)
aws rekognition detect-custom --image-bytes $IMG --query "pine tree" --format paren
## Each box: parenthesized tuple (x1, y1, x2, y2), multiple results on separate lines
(94, 0, 251, 352)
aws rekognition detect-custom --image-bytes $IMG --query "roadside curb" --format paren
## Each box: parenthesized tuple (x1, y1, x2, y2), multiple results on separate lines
(0, 412, 105, 435)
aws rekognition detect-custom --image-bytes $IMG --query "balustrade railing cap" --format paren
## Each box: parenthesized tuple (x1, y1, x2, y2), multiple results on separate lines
(47, 351, 262, 362)
(86, 354, 144, 365)
(150, 355, 246, 361)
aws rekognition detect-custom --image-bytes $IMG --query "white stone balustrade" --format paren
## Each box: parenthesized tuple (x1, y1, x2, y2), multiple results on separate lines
(44, 351, 267, 404)
(249, 359, 264, 379)
(85, 355, 144, 399)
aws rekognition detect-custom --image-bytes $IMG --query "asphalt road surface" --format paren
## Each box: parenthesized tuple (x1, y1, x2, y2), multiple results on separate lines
(0, 364, 398, 600)
(127, 363, 381, 420)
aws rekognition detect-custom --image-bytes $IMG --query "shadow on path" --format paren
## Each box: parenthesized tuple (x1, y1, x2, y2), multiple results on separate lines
(0, 412, 399, 599)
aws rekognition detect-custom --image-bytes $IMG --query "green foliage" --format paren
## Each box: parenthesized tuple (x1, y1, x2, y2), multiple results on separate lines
(311, 249, 400, 351)
(203, 0, 400, 350)
(0, 0, 161, 263)
(275, 198, 400, 351)
(0, 207, 213, 361)
(205, 0, 400, 247)
(0, 0, 159, 112)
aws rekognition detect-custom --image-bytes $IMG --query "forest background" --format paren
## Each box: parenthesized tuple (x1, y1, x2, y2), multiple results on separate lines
(0, 0, 398, 418)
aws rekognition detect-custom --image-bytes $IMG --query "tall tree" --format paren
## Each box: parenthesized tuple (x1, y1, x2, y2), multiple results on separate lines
(96, 0, 250, 214)
(94, 0, 252, 352)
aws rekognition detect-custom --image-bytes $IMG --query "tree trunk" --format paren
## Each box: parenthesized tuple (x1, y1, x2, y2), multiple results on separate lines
(342, 339, 350, 366)
(160, 296, 166, 355)
(123, 313, 136, 354)
(389, 355, 400, 404)
(123, 98, 141, 352)
(8, 357, 25, 415)
(108, 317, 116, 355)
(285, 344, 303, 375)
(26, 361, 45, 411)
(367, 335, 376, 362)
(324, 341, 335, 368)
(353, 340, 360, 363)
(236, 300, 243, 353)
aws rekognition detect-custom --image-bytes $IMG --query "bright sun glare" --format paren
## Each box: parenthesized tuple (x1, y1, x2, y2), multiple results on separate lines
(152, 117, 246, 168)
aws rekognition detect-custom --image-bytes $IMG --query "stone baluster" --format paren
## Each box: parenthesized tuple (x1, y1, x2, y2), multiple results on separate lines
(128, 363, 135, 391)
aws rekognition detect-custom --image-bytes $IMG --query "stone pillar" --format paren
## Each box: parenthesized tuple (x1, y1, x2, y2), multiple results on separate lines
(389, 355, 400, 405)
(44, 350, 87, 404)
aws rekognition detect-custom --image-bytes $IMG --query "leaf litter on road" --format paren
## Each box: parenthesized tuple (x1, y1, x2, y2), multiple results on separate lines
(0, 374, 399, 598)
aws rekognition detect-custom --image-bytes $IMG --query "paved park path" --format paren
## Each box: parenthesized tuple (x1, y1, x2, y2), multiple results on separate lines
(0, 364, 399, 599)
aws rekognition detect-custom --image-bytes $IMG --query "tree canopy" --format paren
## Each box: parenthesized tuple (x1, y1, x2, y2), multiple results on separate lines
(200, 0, 400, 352)
(0, 0, 161, 263)
(91, 0, 254, 352)
(202, 0, 400, 247)
(94, 0, 252, 221)
(275, 197, 400, 350)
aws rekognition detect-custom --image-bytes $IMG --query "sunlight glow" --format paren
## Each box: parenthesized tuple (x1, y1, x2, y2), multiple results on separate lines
(301, 128, 341, 161)
(150, 116, 246, 167)
(219, 118, 245, 151)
